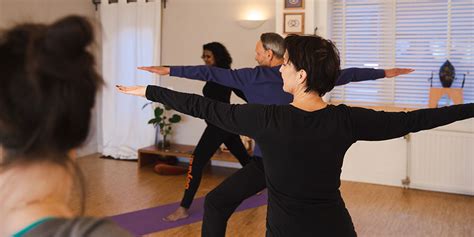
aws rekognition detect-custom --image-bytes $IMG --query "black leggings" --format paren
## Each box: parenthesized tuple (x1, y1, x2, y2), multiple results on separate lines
(180, 124, 251, 208)
(202, 157, 266, 237)
(201, 157, 357, 237)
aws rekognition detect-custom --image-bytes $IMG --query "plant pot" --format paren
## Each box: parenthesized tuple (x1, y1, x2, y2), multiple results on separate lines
(156, 135, 171, 150)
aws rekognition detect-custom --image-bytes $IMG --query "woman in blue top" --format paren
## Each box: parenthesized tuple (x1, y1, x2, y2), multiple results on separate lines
(118, 35, 473, 236)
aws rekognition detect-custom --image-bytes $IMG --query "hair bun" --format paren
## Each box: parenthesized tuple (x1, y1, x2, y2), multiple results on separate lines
(44, 15, 93, 56)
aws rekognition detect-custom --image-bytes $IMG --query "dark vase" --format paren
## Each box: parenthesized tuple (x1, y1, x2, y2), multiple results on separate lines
(157, 134, 171, 150)
(154, 128, 170, 150)
(154, 127, 160, 147)
(154, 126, 171, 150)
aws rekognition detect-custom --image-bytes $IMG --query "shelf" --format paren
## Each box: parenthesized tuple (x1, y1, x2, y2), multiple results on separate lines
(137, 144, 245, 167)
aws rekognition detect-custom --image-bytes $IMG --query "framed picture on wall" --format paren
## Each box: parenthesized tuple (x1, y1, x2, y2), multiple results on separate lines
(283, 13, 305, 35)
(284, 0, 304, 9)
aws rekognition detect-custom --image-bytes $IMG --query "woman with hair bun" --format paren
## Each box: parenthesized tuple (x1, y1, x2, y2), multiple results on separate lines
(0, 16, 131, 237)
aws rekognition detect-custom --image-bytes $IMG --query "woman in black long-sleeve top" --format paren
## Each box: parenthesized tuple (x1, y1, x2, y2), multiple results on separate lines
(163, 42, 251, 221)
(117, 35, 474, 236)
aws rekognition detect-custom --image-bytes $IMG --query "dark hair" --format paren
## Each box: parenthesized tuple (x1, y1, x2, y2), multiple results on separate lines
(284, 35, 341, 97)
(0, 15, 103, 164)
(203, 42, 232, 69)
(260, 32, 285, 59)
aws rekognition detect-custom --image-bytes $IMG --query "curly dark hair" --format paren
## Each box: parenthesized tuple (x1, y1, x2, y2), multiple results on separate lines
(203, 42, 232, 69)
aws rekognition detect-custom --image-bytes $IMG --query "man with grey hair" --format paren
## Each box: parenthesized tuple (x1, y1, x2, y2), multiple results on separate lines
(255, 32, 285, 66)
(139, 32, 413, 236)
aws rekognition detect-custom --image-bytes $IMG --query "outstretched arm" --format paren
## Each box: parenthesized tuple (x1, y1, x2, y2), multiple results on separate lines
(349, 104, 474, 141)
(336, 68, 414, 86)
(138, 65, 257, 91)
(116, 85, 267, 138)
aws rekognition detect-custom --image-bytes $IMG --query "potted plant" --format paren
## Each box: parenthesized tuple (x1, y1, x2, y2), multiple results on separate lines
(144, 103, 181, 149)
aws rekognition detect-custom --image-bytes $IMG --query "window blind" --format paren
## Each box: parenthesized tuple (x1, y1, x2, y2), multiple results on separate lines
(331, 0, 473, 107)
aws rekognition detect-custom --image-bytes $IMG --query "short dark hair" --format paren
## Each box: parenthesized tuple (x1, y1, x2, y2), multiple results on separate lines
(0, 15, 103, 164)
(284, 35, 341, 97)
(260, 32, 285, 59)
(203, 42, 232, 69)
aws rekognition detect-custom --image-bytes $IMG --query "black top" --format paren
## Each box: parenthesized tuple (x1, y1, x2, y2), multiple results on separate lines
(202, 82, 247, 103)
(202, 82, 246, 125)
(145, 85, 474, 236)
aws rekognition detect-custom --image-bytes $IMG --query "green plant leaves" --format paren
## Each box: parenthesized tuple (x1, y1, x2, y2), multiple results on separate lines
(148, 105, 180, 136)
(148, 118, 158, 125)
(154, 107, 164, 118)
(169, 114, 181, 123)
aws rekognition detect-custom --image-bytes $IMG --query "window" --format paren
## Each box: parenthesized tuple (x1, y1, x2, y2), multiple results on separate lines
(331, 0, 474, 107)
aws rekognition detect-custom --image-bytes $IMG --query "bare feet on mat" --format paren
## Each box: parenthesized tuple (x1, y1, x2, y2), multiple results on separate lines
(163, 206, 189, 222)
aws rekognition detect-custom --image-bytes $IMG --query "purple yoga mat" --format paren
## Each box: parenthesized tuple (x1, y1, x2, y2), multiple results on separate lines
(109, 191, 268, 236)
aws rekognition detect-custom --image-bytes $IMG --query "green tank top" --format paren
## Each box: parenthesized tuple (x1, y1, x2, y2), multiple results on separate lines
(12, 217, 55, 237)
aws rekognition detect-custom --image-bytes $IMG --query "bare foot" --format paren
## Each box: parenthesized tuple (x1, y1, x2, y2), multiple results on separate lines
(162, 206, 189, 222)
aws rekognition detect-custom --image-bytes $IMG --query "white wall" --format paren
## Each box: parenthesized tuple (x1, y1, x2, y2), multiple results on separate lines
(160, 0, 276, 145)
(0, 0, 99, 157)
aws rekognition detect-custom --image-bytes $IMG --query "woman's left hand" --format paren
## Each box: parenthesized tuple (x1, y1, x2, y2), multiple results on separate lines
(116, 85, 147, 97)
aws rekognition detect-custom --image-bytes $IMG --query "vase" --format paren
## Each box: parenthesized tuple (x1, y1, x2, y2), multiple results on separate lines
(154, 127, 171, 150)
(157, 134, 171, 150)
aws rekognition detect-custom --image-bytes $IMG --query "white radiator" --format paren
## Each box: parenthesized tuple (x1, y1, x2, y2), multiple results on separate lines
(409, 130, 474, 195)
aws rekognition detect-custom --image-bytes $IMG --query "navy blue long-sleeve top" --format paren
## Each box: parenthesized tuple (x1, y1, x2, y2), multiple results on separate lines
(170, 65, 386, 157)
(145, 85, 474, 236)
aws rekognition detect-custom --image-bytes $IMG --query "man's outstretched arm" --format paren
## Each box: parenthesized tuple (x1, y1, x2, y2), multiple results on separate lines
(138, 65, 257, 91)
(336, 68, 414, 86)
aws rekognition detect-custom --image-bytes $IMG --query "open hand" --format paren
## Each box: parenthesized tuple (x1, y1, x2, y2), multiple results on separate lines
(384, 68, 415, 78)
(116, 85, 147, 97)
(138, 66, 170, 75)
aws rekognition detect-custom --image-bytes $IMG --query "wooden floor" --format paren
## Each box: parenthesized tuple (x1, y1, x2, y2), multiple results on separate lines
(74, 154, 474, 237)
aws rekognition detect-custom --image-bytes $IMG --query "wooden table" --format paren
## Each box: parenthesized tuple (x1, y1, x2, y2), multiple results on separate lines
(137, 143, 243, 167)
(428, 87, 463, 108)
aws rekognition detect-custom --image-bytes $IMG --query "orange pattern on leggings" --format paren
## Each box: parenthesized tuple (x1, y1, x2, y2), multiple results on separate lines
(185, 155, 194, 189)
